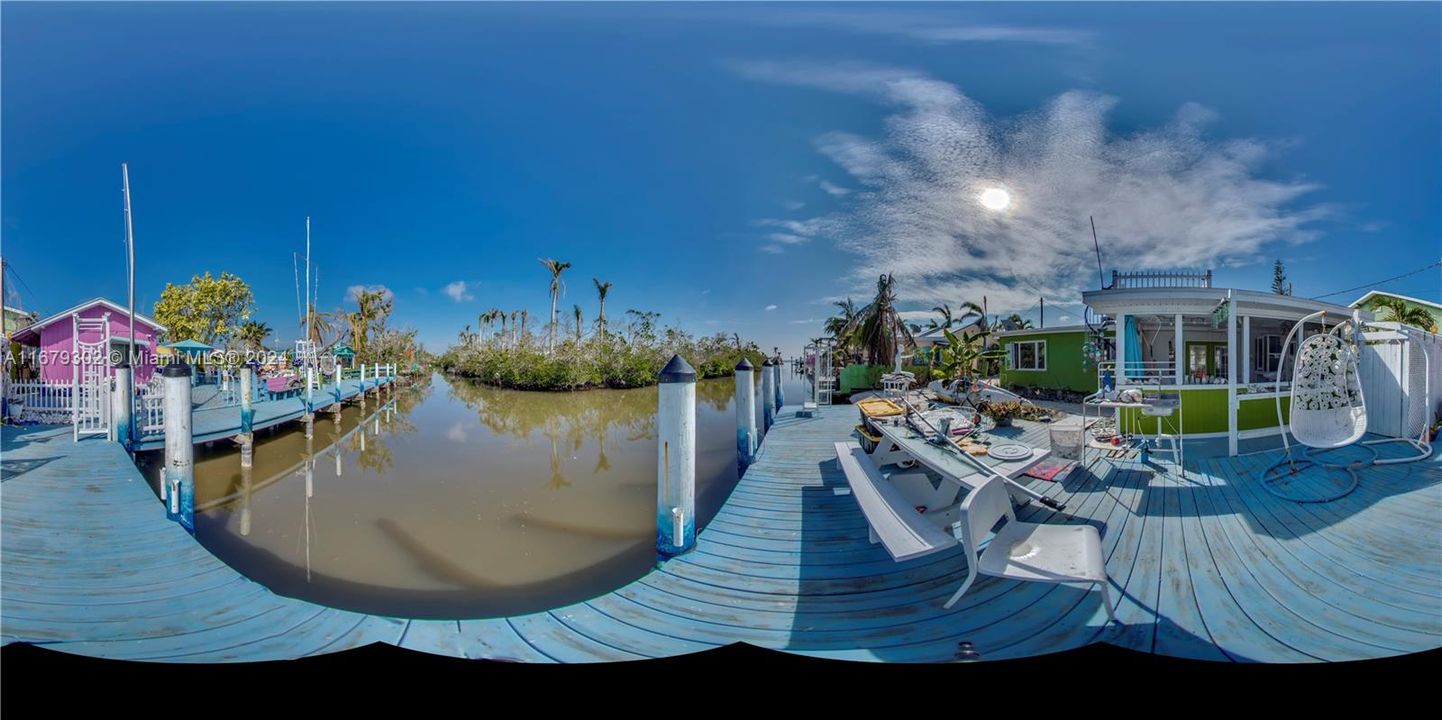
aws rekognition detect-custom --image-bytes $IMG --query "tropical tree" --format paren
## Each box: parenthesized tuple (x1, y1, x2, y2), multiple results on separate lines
(1373, 296, 1438, 332)
(928, 303, 954, 331)
(1272, 260, 1292, 296)
(824, 297, 860, 363)
(593, 278, 613, 335)
(538, 258, 572, 351)
(152, 271, 255, 345)
(510, 310, 519, 346)
(348, 289, 393, 361)
(235, 320, 272, 352)
(573, 304, 584, 342)
(838, 274, 914, 365)
(1004, 313, 1034, 330)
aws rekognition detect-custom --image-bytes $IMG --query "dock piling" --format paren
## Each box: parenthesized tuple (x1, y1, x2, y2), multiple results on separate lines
(111, 362, 133, 452)
(734, 358, 757, 472)
(239, 367, 255, 467)
(762, 358, 776, 431)
(162, 362, 195, 532)
(774, 360, 783, 412)
(656, 354, 696, 557)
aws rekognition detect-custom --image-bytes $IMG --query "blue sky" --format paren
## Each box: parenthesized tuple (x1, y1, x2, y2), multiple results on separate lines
(3, 3, 1438, 356)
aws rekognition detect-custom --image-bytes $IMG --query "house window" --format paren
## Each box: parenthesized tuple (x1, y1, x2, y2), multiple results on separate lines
(1253, 335, 1282, 373)
(1009, 340, 1046, 371)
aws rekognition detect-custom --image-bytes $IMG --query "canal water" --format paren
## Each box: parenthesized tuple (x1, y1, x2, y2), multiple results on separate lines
(138, 370, 810, 619)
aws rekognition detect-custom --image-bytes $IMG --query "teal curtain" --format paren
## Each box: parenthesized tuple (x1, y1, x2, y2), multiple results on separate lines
(1125, 316, 1143, 378)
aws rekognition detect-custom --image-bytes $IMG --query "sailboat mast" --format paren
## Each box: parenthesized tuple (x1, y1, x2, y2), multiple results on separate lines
(305, 216, 312, 350)
(122, 163, 136, 366)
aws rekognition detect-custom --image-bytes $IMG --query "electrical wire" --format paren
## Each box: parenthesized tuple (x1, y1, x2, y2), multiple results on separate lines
(1311, 259, 1442, 300)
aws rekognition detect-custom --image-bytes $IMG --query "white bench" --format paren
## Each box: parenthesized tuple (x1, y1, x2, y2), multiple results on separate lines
(834, 441, 958, 562)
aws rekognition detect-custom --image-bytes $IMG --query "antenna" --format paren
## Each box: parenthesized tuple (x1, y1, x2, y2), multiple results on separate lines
(1090, 216, 1105, 289)
(305, 216, 312, 350)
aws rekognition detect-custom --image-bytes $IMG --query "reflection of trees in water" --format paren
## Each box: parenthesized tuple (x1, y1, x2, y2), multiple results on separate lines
(696, 376, 734, 413)
(344, 382, 427, 474)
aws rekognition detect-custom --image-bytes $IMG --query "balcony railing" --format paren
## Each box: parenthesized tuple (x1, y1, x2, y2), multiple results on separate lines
(1109, 269, 1212, 289)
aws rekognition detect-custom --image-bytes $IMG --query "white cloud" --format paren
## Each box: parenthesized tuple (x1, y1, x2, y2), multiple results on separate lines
(765, 304, 778, 312)
(738, 61, 1330, 314)
(760, 245, 785, 254)
(346, 284, 394, 303)
(783, 200, 806, 211)
(445, 422, 467, 443)
(818, 180, 851, 196)
(750, 9, 1094, 47)
(443, 281, 474, 303)
(789, 317, 822, 325)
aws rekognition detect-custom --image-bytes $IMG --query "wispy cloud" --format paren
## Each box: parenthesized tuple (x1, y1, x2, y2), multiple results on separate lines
(346, 284, 394, 303)
(736, 61, 1330, 313)
(783, 200, 806, 211)
(789, 317, 822, 325)
(749, 9, 1094, 47)
(443, 281, 474, 303)
(765, 304, 778, 312)
(818, 180, 851, 197)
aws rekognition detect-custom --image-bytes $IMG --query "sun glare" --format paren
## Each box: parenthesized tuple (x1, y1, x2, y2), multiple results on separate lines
(979, 187, 1011, 211)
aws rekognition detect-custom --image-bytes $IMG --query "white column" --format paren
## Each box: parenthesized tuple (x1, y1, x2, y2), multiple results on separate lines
(1174, 313, 1184, 385)
(657, 354, 696, 557)
(1242, 315, 1251, 385)
(761, 359, 776, 429)
(1226, 290, 1238, 456)
(162, 362, 195, 531)
(734, 358, 756, 471)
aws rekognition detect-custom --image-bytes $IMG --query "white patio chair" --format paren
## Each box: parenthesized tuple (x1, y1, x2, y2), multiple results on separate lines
(944, 475, 1115, 623)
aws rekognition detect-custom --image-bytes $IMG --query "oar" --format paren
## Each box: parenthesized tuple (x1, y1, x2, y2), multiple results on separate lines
(897, 396, 1066, 511)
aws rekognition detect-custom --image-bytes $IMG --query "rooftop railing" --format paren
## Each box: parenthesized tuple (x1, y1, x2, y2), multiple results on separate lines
(1109, 269, 1213, 289)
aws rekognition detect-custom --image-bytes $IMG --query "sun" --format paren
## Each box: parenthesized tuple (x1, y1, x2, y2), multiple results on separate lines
(979, 187, 1011, 211)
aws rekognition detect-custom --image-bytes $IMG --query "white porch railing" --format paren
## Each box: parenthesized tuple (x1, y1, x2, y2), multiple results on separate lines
(5, 380, 76, 424)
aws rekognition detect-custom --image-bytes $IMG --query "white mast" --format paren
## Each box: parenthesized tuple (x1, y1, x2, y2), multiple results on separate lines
(122, 164, 136, 366)
(305, 216, 312, 354)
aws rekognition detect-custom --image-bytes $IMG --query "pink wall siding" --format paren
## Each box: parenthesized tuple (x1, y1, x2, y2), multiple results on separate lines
(36, 303, 161, 384)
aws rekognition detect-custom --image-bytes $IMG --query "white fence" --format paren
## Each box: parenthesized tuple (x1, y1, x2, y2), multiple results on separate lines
(4, 380, 75, 424)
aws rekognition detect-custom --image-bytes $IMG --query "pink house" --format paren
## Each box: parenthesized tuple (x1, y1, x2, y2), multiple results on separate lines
(10, 297, 167, 384)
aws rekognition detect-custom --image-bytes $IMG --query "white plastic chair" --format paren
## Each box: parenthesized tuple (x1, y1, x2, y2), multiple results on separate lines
(944, 475, 1115, 623)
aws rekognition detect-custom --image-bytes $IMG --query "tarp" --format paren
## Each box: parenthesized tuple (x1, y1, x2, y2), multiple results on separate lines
(162, 339, 214, 352)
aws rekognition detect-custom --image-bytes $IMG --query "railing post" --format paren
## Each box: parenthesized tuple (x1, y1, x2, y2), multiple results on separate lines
(112, 362, 133, 452)
(162, 362, 195, 532)
(761, 358, 776, 431)
(656, 354, 696, 558)
(734, 358, 756, 472)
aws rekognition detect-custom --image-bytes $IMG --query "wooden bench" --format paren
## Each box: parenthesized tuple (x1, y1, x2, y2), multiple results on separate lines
(833, 441, 958, 562)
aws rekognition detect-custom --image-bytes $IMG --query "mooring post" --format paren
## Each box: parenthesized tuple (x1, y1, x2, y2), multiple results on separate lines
(112, 361, 133, 452)
(762, 358, 776, 431)
(359, 363, 367, 396)
(774, 359, 784, 412)
(239, 455, 253, 537)
(657, 354, 696, 557)
(734, 358, 757, 472)
(162, 362, 195, 532)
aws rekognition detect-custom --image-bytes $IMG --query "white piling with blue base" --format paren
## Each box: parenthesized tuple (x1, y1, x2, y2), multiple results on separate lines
(239, 366, 255, 468)
(762, 358, 776, 431)
(774, 360, 783, 412)
(656, 354, 696, 558)
(734, 358, 757, 472)
(161, 362, 195, 532)
(111, 363, 133, 452)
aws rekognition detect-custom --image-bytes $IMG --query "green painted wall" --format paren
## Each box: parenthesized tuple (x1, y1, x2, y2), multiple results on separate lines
(999, 330, 1097, 393)
(1115, 388, 1290, 435)
(1356, 294, 1441, 333)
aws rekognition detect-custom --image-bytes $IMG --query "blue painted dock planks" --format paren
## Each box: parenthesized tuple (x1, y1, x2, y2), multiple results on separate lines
(3, 402, 1439, 663)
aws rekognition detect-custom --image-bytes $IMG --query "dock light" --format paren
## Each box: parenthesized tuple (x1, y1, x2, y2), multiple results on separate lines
(979, 187, 1011, 211)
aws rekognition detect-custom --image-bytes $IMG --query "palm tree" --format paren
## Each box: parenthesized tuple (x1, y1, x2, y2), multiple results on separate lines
(593, 278, 612, 335)
(1004, 312, 1034, 330)
(299, 304, 336, 347)
(824, 298, 860, 363)
(538, 258, 572, 352)
(732, 333, 742, 350)
(1373, 296, 1438, 333)
(520, 309, 530, 344)
(838, 274, 914, 365)
(349, 289, 393, 361)
(510, 310, 519, 346)
(928, 303, 954, 331)
(236, 321, 271, 352)
(573, 304, 584, 342)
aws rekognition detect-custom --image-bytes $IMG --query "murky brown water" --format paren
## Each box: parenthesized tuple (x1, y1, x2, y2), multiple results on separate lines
(137, 371, 804, 619)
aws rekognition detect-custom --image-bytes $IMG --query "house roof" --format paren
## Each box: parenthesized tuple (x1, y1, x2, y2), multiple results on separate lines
(996, 324, 1100, 339)
(9, 297, 167, 345)
(1350, 290, 1442, 312)
(1082, 286, 1368, 323)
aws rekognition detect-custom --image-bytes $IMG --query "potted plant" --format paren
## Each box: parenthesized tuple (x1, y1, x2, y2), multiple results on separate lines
(979, 399, 1024, 427)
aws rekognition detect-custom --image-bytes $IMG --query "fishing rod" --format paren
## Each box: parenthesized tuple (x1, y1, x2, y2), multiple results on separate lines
(896, 394, 1066, 511)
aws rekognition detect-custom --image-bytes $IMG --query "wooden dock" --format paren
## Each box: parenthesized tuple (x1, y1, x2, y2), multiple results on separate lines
(3, 405, 1439, 662)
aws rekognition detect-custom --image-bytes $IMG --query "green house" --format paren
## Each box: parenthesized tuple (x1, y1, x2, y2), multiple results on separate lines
(997, 325, 1110, 394)
(1351, 291, 1441, 333)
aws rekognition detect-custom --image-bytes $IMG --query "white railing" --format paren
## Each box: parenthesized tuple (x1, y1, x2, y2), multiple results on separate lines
(138, 381, 165, 437)
(1097, 360, 1184, 387)
(6, 379, 74, 410)
(1110, 269, 1212, 289)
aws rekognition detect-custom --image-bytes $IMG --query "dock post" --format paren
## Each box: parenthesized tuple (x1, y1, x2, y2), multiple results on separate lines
(239, 456, 253, 536)
(359, 364, 367, 397)
(162, 362, 195, 532)
(734, 358, 757, 472)
(762, 358, 776, 431)
(656, 354, 696, 557)
(112, 361, 133, 452)
(774, 359, 784, 412)
(239, 366, 255, 468)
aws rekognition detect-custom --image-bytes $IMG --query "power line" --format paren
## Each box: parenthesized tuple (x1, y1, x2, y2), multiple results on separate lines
(1310, 259, 1442, 300)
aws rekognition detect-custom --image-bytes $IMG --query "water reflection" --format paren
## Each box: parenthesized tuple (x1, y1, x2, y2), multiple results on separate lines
(140, 372, 782, 619)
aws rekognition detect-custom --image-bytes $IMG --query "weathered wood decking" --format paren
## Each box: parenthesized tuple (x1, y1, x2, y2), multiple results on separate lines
(2, 405, 1438, 662)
